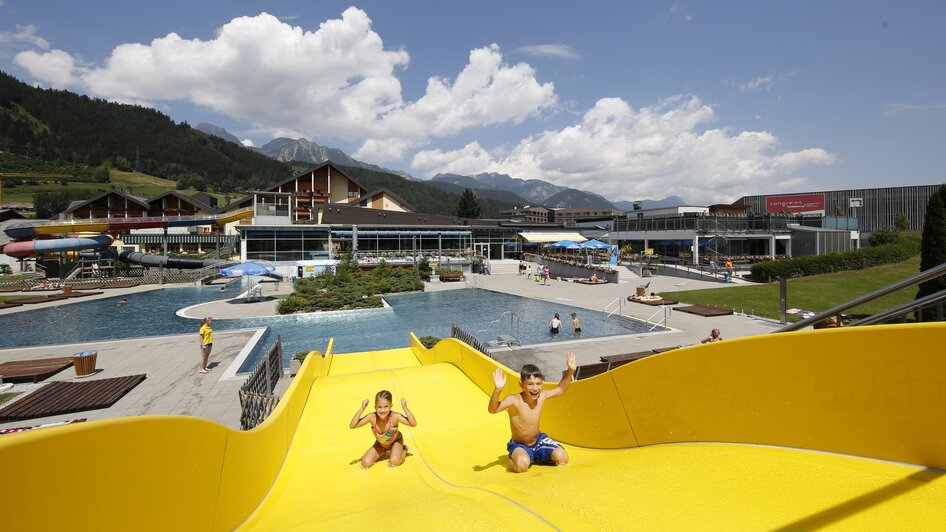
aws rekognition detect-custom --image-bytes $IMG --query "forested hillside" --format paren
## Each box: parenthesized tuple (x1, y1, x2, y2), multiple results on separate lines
(0, 71, 292, 193)
(0, 70, 515, 219)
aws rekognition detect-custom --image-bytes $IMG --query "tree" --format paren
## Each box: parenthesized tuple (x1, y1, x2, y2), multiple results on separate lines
(455, 188, 481, 219)
(894, 212, 910, 231)
(916, 185, 946, 320)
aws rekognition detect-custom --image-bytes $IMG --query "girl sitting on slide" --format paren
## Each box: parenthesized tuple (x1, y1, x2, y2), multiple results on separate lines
(350, 390, 418, 468)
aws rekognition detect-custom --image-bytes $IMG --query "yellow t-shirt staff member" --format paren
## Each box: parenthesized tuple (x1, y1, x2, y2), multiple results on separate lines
(198, 317, 213, 374)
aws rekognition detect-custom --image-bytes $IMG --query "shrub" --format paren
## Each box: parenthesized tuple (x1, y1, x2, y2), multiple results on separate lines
(277, 259, 422, 314)
(868, 226, 902, 246)
(749, 240, 921, 282)
(418, 336, 441, 349)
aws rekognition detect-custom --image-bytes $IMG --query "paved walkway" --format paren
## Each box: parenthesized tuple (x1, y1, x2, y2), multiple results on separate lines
(0, 328, 262, 430)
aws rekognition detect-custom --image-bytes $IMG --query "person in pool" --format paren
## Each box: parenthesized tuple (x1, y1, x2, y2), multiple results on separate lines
(488, 352, 576, 473)
(349, 390, 418, 468)
(548, 313, 562, 335)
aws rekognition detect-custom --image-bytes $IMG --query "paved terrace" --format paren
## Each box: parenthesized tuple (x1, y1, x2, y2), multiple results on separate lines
(0, 262, 782, 430)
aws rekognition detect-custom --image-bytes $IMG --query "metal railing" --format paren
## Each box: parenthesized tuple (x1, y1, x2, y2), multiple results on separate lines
(603, 296, 624, 318)
(477, 311, 520, 339)
(644, 305, 673, 331)
(776, 262, 946, 332)
(239, 335, 283, 430)
(451, 323, 493, 359)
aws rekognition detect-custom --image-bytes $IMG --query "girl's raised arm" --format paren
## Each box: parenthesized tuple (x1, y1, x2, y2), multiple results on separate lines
(399, 398, 418, 427)
(349, 399, 372, 429)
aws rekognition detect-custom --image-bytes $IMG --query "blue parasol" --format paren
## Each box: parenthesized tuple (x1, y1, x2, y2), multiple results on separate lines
(549, 239, 582, 250)
(580, 239, 611, 250)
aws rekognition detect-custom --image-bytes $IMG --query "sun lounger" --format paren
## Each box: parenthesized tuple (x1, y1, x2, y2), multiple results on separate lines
(0, 374, 146, 421)
(573, 361, 611, 380)
(627, 296, 679, 306)
(674, 304, 734, 317)
(0, 357, 75, 383)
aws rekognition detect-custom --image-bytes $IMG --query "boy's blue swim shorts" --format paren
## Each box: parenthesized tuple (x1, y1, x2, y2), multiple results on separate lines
(507, 432, 561, 464)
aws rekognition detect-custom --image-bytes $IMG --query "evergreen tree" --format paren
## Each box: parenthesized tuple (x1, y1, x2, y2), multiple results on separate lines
(455, 188, 481, 219)
(916, 185, 946, 320)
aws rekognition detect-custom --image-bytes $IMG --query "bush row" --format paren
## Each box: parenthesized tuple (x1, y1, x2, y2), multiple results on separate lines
(277, 258, 423, 314)
(749, 240, 920, 282)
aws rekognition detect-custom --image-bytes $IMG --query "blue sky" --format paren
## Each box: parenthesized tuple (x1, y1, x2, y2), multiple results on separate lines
(1, 1, 943, 203)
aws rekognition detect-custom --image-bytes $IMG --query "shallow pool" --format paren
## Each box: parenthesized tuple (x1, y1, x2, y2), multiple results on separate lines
(0, 286, 661, 369)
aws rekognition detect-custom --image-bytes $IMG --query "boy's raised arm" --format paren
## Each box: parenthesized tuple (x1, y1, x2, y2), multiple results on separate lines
(547, 352, 577, 398)
(349, 399, 371, 429)
(488, 368, 510, 413)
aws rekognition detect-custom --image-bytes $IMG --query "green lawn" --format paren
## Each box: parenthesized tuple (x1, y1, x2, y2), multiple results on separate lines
(667, 256, 922, 321)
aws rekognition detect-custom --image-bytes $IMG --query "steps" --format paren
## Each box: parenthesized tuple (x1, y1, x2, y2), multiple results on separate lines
(484, 259, 521, 275)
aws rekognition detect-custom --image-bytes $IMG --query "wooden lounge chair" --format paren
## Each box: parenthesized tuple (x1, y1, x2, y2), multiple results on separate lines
(0, 357, 75, 383)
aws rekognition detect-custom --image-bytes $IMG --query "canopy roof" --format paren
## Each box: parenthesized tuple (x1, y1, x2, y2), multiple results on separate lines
(518, 232, 587, 243)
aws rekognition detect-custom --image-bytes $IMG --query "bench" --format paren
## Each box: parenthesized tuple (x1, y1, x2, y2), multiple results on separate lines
(439, 271, 465, 282)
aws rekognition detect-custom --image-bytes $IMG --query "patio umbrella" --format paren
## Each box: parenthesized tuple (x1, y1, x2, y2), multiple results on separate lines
(580, 239, 610, 249)
(550, 239, 582, 250)
(219, 261, 277, 277)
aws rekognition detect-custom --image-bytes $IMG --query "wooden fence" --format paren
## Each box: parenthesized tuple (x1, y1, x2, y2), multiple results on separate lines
(450, 324, 493, 359)
(239, 335, 284, 430)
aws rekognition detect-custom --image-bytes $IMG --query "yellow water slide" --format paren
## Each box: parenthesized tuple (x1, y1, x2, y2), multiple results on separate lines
(2, 324, 946, 530)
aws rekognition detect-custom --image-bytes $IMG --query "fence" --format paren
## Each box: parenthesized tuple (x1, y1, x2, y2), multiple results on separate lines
(450, 324, 493, 359)
(239, 335, 284, 430)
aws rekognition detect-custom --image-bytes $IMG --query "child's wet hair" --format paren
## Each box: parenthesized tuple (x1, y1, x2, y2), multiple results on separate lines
(375, 390, 393, 403)
(520, 364, 544, 381)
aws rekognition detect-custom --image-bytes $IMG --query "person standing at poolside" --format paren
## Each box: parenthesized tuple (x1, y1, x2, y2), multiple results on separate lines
(198, 317, 213, 373)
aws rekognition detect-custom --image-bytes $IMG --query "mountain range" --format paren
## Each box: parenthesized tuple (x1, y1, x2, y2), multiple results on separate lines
(196, 123, 688, 211)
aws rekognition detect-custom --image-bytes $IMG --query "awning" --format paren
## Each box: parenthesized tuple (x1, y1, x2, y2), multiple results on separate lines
(518, 232, 587, 243)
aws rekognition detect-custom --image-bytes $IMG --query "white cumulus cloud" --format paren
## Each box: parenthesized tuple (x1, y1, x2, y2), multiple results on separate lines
(13, 8, 556, 163)
(411, 95, 835, 203)
(14, 49, 78, 87)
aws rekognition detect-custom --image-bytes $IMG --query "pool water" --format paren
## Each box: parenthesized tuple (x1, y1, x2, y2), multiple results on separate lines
(0, 286, 662, 369)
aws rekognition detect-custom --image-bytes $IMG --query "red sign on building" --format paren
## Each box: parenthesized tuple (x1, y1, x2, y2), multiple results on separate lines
(765, 193, 826, 215)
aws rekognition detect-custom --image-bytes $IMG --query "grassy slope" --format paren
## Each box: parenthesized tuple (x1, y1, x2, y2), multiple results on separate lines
(2, 169, 232, 205)
(667, 256, 922, 321)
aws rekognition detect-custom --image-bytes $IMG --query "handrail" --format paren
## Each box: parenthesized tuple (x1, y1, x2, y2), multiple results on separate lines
(644, 305, 672, 331)
(849, 287, 946, 326)
(477, 311, 510, 333)
(776, 261, 946, 332)
(603, 296, 623, 318)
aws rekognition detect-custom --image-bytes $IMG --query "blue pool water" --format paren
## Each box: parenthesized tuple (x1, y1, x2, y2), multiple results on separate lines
(0, 285, 661, 369)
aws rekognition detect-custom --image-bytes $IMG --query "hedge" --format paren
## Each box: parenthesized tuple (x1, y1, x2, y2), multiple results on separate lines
(749, 240, 921, 283)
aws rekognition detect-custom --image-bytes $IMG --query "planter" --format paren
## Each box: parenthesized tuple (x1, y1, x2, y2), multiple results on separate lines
(73, 350, 97, 377)
(290, 358, 302, 376)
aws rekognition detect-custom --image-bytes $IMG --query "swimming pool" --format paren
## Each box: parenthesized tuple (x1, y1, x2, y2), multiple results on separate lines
(0, 286, 662, 369)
